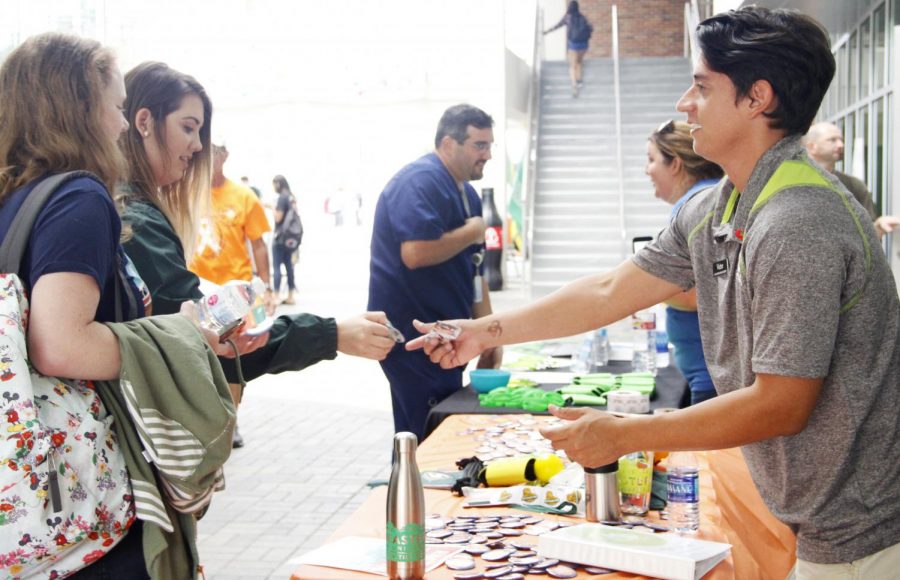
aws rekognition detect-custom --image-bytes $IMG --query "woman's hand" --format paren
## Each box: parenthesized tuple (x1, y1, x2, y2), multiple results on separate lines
(336, 311, 396, 360)
(179, 301, 270, 358)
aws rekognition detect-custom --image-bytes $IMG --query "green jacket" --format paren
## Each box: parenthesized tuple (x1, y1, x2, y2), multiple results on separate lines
(97, 314, 234, 580)
(122, 200, 338, 383)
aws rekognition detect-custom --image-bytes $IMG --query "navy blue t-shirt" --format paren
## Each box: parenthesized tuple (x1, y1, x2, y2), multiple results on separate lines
(368, 153, 484, 341)
(0, 175, 145, 322)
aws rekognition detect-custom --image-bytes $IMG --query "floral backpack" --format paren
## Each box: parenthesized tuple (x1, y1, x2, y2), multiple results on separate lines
(0, 173, 134, 578)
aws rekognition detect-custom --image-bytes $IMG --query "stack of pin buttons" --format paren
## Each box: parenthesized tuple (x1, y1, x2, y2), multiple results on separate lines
(426, 512, 666, 578)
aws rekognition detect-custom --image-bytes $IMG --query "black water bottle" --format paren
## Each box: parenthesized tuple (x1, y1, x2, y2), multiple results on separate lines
(481, 188, 503, 291)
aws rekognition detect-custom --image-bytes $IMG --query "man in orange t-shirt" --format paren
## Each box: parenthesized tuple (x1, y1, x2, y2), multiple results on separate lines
(190, 142, 273, 448)
(191, 143, 272, 287)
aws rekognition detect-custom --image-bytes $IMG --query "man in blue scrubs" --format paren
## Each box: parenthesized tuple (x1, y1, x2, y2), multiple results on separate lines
(368, 104, 503, 439)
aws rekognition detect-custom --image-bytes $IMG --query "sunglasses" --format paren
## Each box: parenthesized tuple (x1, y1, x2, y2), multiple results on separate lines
(656, 119, 676, 134)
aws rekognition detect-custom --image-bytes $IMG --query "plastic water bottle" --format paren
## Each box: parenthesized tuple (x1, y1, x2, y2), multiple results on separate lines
(631, 310, 657, 375)
(196, 277, 267, 335)
(591, 328, 610, 369)
(667, 451, 700, 532)
(571, 334, 594, 374)
(386, 432, 425, 579)
(655, 330, 670, 368)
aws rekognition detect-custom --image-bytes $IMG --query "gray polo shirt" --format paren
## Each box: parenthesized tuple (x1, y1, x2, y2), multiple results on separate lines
(634, 136, 900, 564)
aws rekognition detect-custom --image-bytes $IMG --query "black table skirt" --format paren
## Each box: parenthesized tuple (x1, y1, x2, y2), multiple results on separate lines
(423, 360, 689, 438)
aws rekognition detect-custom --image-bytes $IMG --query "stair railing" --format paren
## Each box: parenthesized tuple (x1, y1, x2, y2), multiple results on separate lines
(523, 2, 543, 289)
(612, 4, 627, 260)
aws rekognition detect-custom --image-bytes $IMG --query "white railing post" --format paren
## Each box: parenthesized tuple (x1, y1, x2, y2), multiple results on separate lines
(612, 4, 627, 259)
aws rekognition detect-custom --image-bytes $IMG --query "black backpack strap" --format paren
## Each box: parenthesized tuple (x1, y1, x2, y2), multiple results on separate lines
(0, 171, 98, 273)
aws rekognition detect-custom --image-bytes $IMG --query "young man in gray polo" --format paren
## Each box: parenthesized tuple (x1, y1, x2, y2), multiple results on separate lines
(409, 7, 900, 577)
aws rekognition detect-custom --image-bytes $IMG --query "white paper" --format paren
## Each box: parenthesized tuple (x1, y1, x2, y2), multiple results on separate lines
(293, 536, 461, 576)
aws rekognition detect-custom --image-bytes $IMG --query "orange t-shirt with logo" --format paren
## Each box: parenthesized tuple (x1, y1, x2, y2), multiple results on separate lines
(190, 178, 271, 285)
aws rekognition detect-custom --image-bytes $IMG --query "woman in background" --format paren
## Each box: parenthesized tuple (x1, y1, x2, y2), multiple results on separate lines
(645, 120, 723, 405)
(544, 1, 593, 97)
(271, 174, 300, 305)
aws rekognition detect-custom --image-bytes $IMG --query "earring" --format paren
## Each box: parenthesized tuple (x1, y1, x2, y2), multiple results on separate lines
(142, 131, 150, 138)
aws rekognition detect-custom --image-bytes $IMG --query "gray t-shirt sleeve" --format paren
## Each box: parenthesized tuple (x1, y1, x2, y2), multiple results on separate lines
(632, 200, 699, 291)
(742, 198, 846, 378)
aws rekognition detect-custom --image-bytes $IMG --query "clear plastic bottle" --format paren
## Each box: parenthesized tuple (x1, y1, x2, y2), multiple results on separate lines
(631, 310, 657, 375)
(571, 334, 594, 374)
(591, 328, 610, 369)
(666, 451, 700, 532)
(655, 330, 670, 368)
(197, 277, 267, 335)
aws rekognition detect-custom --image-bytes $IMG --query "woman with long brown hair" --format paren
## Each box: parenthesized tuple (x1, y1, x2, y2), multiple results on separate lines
(119, 62, 394, 445)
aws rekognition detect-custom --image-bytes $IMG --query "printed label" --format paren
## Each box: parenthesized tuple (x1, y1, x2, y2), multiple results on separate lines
(617, 457, 653, 495)
(386, 522, 424, 562)
(485, 226, 502, 250)
(667, 473, 699, 503)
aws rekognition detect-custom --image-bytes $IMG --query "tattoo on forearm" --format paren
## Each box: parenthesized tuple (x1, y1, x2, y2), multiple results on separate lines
(487, 320, 502, 338)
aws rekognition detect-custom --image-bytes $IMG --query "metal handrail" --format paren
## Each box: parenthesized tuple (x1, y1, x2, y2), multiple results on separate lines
(612, 4, 627, 259)
(523, 2, 544, 289)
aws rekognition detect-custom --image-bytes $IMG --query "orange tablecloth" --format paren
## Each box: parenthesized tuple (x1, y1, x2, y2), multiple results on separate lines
(292, 414, 795, 579)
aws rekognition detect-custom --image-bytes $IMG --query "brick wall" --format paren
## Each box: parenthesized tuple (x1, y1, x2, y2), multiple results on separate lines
(574, 0, 685, 58)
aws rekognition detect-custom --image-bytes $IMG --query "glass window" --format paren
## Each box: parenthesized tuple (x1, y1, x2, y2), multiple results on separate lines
(861, 18, 871, 98)
(875, 98, 885, 212)
(838, 44, 849, 111)
(849, 31, 859, 103)
(845, 112, 856, 174)
(862, 106, 870, 184)
(874, 4, 886, 89)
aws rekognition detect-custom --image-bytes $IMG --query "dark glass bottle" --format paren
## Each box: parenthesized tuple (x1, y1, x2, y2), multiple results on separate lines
(481, 188, 503, 291)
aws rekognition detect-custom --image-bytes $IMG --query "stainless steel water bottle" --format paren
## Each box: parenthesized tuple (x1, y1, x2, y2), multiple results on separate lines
(386, 432, 425, 580)
(584, 461, 620, 522)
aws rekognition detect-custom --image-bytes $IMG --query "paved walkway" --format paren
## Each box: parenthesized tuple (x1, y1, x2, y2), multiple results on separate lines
(195, 218, 530, 579)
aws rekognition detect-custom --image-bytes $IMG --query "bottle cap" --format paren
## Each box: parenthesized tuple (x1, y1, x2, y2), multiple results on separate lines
(584, 461, 618, 474)
(393, 432, 418, 453)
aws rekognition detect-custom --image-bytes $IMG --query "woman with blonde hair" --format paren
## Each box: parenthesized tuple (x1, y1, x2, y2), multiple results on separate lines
(645, 119, 723, 405)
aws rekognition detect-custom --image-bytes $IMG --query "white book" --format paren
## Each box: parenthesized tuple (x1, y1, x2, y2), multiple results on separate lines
(538, 523, 731, 580)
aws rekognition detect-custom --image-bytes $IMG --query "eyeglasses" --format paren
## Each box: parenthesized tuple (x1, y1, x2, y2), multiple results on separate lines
(656, 119, 676, 134)
(469, 141, 495, 152)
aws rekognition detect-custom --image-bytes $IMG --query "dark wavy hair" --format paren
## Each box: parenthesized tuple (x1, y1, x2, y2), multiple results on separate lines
(434, 104, 494, 148)
(696, 6, 835, 136)
(272, 174, 292, 195)
(122, 61, 213, 256)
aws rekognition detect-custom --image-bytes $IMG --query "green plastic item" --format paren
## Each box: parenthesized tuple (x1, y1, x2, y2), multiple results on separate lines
(556, 384, 601, 396)
(478, 386, 564, 412)
(563, 393, 607, 406)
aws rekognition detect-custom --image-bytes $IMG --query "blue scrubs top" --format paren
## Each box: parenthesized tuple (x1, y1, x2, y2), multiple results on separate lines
(368, 153, 484, 436)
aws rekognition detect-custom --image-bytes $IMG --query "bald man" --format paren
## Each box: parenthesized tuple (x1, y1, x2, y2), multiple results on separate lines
(804, 122, 900, 237)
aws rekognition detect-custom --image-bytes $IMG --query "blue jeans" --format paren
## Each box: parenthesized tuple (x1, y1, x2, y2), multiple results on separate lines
(272, 243, 296, 293)
(68, 521, 149, 579)
(667, 307, 716, 406)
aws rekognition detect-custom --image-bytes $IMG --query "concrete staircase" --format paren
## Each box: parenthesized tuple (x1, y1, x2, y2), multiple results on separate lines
(530, 56, 691, 298)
